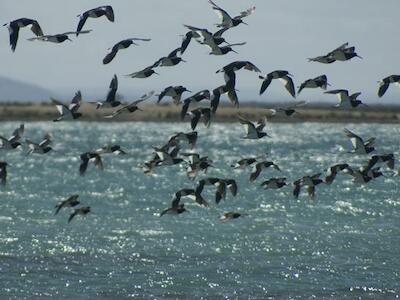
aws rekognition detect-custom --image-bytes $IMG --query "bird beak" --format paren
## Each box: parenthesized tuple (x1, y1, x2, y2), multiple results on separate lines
(154, 72, 159, 75)
(242, 21, 249, 25)
(181, 59, 187, 63)
(356, 55, 363, 59)
(187, 90, 192, 93)
(231, 49, 238, 54)
(67, 38, 73, 42)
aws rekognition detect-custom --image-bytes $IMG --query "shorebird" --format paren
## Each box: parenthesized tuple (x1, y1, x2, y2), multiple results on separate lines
(196, 177, 237, 204)
(95, 145, 126, 155)
(238, 115, 269, 139)
(3, 18, 43, 51)
(259, 70, 296, 98)
(208, 42, 246, 55)
(183, 153, 213, 180)
(308, 55, 336, 64)
(173, 188, 208, 207)
(51, 91, 82, 121)
(168, 131, 198, 149)
(216, 61, 261, 74)
(365, 154, 395, 171)
(157, 86, 191, 105)
(186, 108, 211, 130)
(104, 91, 154, 118)
(210, 84, 238, 113)
(293, 173, 324, 199)
(76, 6, 114, 36)
(267, 101, 307, 118)
(26, 133, 52, 155)
(208, 0, 256, 29)
(93, 75, 121, 109)
(0, 124, 24, 150)
(54, 195, 80, 215)
(152, 146, 184, 166)
(298, 75, 329, 94)
(324, 89, 367, 108)
(325, 163, 351, 184)
(152, 47, 185, 67)
(181, 90, 211, 119)
(231, 157, 259, 169)
(377, 75, 400, 98)
(260, 177, 287, 189)
(68, 206, 91, 223)
(250, 161, 281, 182)
(103, 38, 151, 64)
(27, 30, 92, 43)
(125, 66, 158, 78)
(308, 42, 361, 64)
(345, 166, 383, 183)
(79, 152, 103, 176)
(160, 202, 187, 217)
(343, 128, 375, 154)
(182, 25, 232, 53)
(220, 212, 247, 222)
(0, 162, 8, 186)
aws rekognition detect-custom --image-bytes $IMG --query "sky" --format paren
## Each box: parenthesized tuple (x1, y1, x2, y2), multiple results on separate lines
(1, 0, 400, 104)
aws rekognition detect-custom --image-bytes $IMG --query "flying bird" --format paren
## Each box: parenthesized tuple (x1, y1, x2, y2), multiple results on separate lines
(259, 70, 296, 98)
(298, 75, 329, 94)
(267, 101, 307, 118)
(208, 0, 256, 29)
(343, 128, 375, 154)
(68, 206, 91, 223)
(76, 6, 114, 36)
(93, 75, 120, 109)
(260, 177, 287, 189)
(0, 124, 24, 150)
(377, 75, 400, 98)
(238, 115, 269, 139)
(186, 108, 212, 130)
(27, 30, 92, 43)
(4, 18, 44, 51)
(293, 173, 324, 199)
(220, 212, 247, 222)
(104, 91, 154, 118)
(103, 38, 151, 64)
(26, 133, 52, 155)
(125, 66, 158, 78)
(152, 47, 186, 67)
(249, 161, 281, 182)
(51, 91, 82, 121)
(95, 145, 127, 155)
(324, 89, 367, 108)
(79, 152, 103, 176)
(181, 90, 211, 119)
(325, 163, 351, 184)
(157, 86, 191, 105)
(54, 195, 80, 215)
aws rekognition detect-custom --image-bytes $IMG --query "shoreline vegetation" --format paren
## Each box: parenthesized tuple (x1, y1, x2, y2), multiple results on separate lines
(0, 101, 399, 123)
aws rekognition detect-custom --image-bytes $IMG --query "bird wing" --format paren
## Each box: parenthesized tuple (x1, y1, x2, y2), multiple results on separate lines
(76, 13, 89, 35)
(103, 6, 115, 22)
(62, 30, 92, 35)
(103, 47, 118, 64)
(30, 20, 43, 37)
(180, 31, 193, 55)
(51, 98, 70, 116)
(227, 89, 239, 107)
(280, 75, 296, 98)
(238, 115, 256, 135)
(377, 81, 389, 97)
(106, 75, 118, 102)
(8, 24, 20, 52)
(236, 6, 256, 19)
(243, 61, 261, 73)
(69, 91, 82, 112)
(259, 75, 272, 95)
(132, 90, 155, 105)
(9, 124, 24, 143)
(168, 47, 181, 58)
(208, 0, 232, 25)
(343, 128, 364, 151)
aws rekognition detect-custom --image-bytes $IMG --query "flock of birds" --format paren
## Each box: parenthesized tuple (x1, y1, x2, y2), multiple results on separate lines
(1, 2, 399, 223)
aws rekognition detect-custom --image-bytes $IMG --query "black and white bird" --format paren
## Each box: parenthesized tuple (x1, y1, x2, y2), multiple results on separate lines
(3, 18, 43, 51)
(208, 0, 256, 29)
(196, 177, 237, 204)
(76, 6, 114, 36)
(152, 47, 186, 67)
(231, 157, 259, 169)
(103, 38, 151, 64)
(160, 202, 187, 217)
(51, 91, 82, 121)
(0, 124, 24, 150)
(157, 86, 191, 105)
(210, 84, 238, 113)
(0, 162, 8, 186)
(324, 89, 367, 108)
(365, 154, 395, 171)
(208, 42, 246, 55)
(186, 108, 211, 130)
(26, 133, 52, 155)
(308, 42, 361, 64)
(260, 177, 287, 189)
(298, 75, 329, 94)
(238, 115, 269, 139)
(267, 101, 307, 118)
(27, 30, 92, 43)
(220, 212, 247, 222)
(259, 70, 296, 98)
(182, 25, 231, 53)
(104, 91, 154, 118)
(93, 75, 120, 109)
(345, 166, 383, 183)
(182, 153, 213, 180)
(343, 128, 375, 154)
(68, 206, 91, 223)
(152, 146, 183, 166)
(172, 188, 208, 207)
(95, 145, 126, 155)
(308, 55, 336, 64)
(125, 66, 158, 78)
(377, 75, 400, 98)
(325, 163, 351, 185)
(293, 173, 324, 199)
(216, 61, 261, 74)
(79, 152, 103, 176)
(54, 195, 80, 215)
(168, 131, 198, 149)
(249, 161, 281, 182)
(181, 90, 211, 120)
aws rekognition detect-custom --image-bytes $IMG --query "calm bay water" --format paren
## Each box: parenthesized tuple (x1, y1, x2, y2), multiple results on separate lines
(0, 121, 399, 299)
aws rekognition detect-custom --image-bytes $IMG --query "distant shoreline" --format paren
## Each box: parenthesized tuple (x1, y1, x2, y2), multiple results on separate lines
(0, 102, 399, 123)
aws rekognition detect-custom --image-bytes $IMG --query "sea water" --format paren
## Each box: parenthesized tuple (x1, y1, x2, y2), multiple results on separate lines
(0, 121, 399, 299)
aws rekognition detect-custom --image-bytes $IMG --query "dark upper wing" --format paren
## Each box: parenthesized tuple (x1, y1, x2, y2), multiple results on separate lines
(106, 75, 118, 102)
(236, 6, 256, 19)
(76, 13, 89, 36)
(30, 20, 44, 36)
(259, 75, 272, 95)
(103, 47, 118, 64)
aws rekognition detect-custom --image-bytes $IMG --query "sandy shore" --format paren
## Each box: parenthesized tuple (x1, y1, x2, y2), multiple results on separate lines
(0, 102, 399, 123)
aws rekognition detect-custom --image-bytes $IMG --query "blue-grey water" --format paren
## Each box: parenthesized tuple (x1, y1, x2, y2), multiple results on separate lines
(0, 121, 399, 299)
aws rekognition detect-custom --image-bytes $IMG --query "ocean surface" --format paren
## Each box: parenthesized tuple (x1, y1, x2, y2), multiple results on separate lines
(0, 121, 399, 299)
